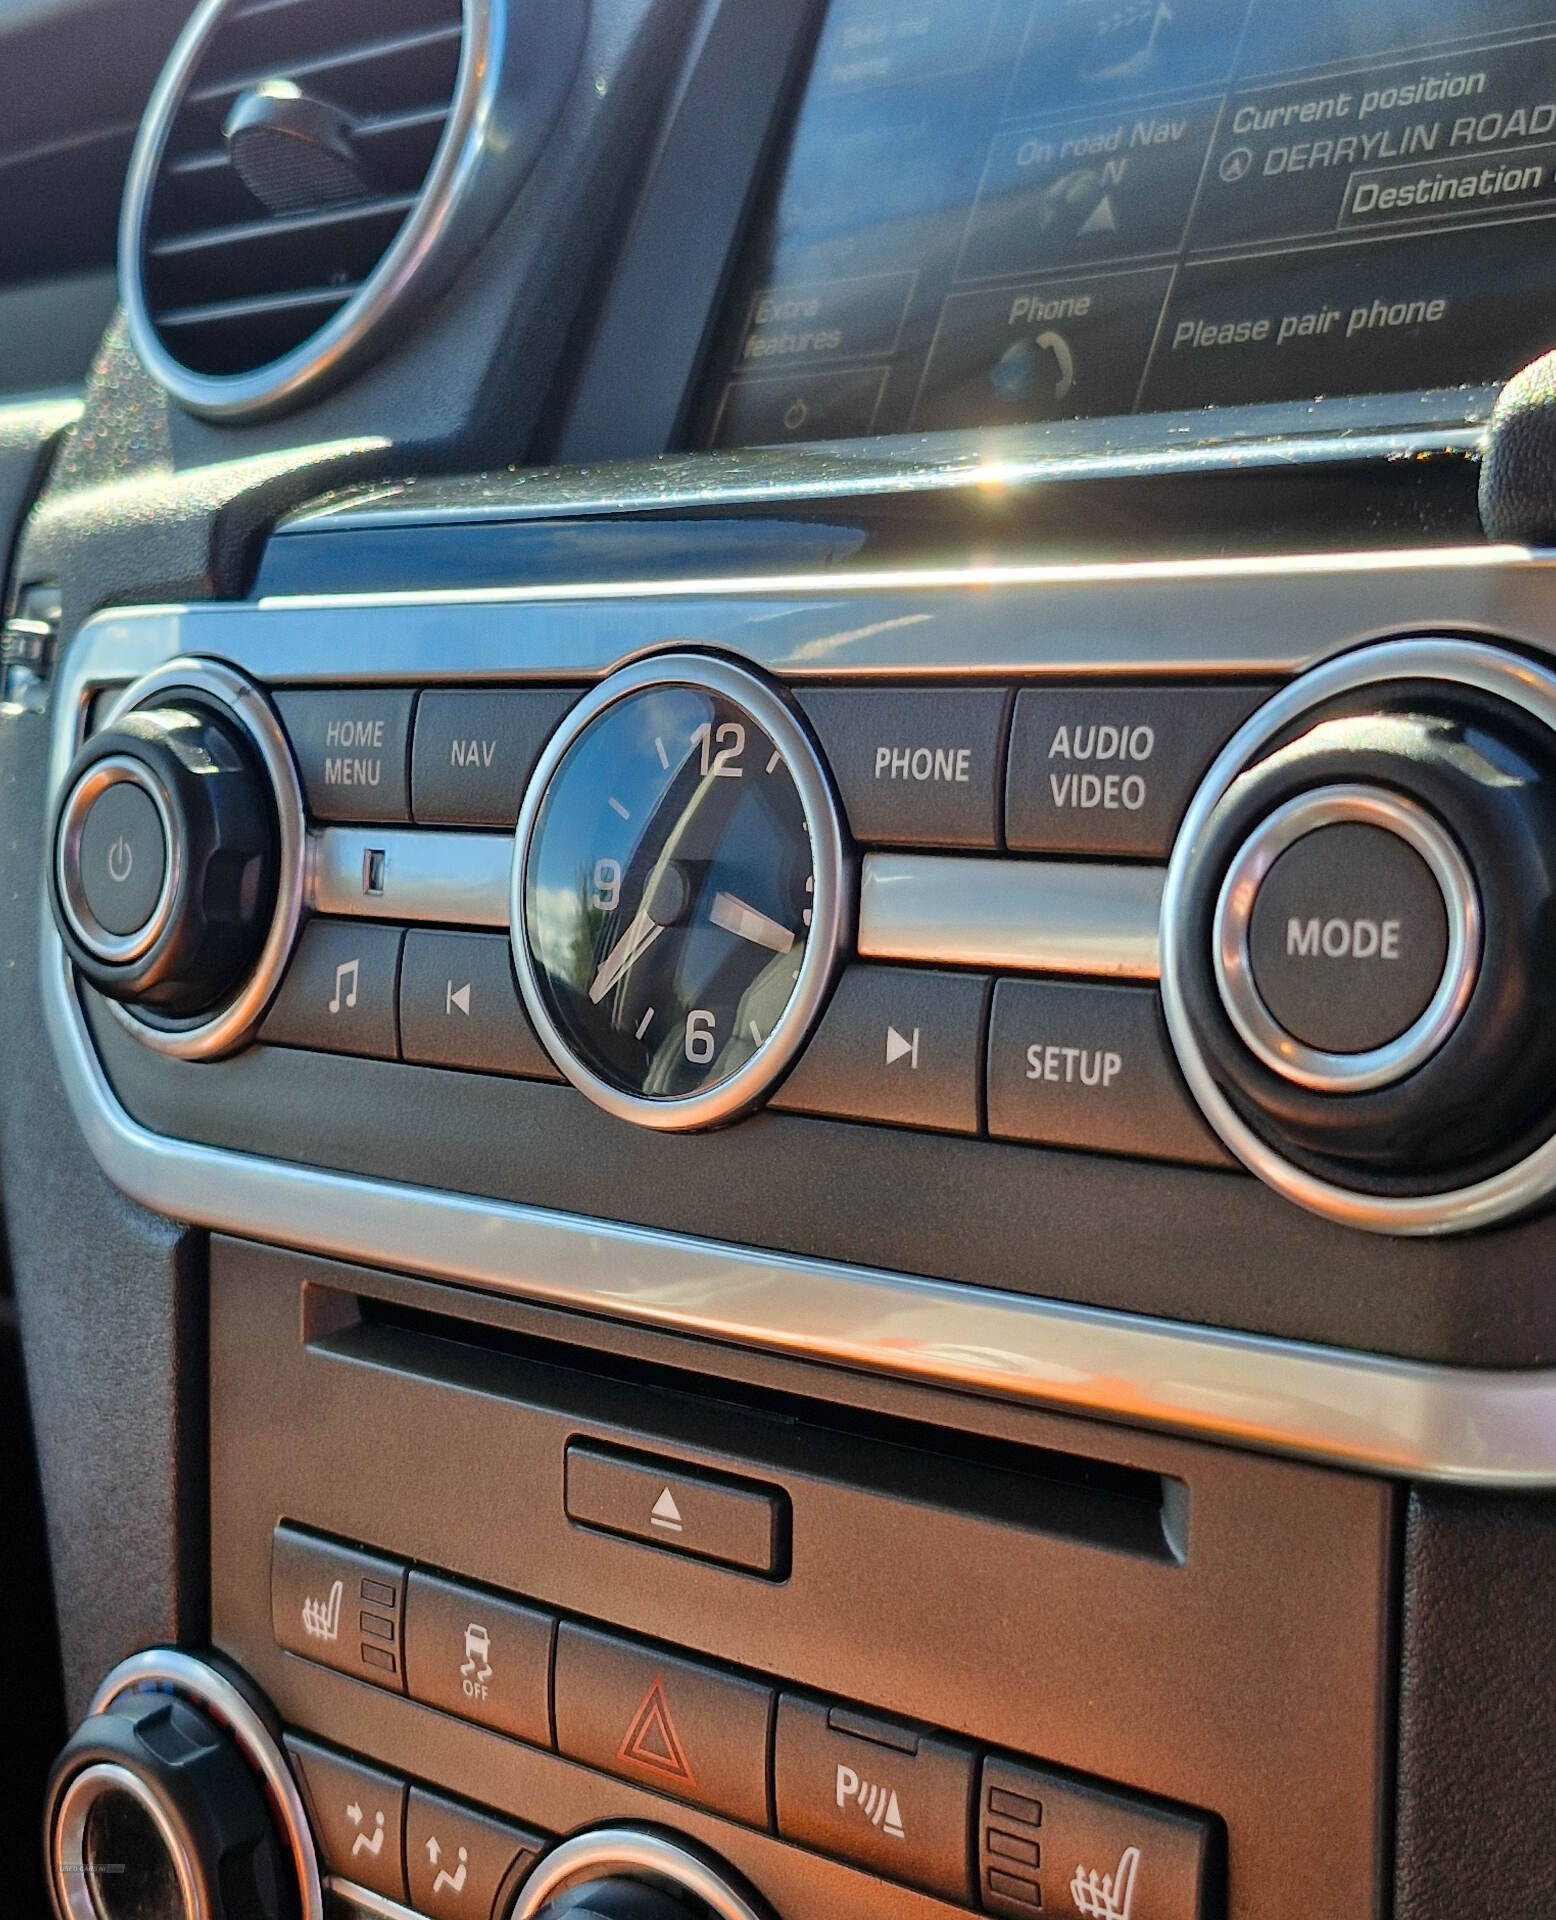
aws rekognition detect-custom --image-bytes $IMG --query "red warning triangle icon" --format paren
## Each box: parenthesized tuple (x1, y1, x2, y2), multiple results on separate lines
(617, 1674, 697, 1789)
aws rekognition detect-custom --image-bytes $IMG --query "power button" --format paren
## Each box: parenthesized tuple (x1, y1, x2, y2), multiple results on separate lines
(59, 758, 173, 958)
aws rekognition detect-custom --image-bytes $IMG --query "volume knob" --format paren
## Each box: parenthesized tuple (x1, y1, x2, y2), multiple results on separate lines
(47, 661, 305, 1057)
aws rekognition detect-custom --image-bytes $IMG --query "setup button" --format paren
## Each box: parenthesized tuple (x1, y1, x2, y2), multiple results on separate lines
(987, 978, 1228, 1166)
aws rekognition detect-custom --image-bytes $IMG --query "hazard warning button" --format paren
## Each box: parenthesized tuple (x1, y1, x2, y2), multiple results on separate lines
(552, 1623, 774, 1827)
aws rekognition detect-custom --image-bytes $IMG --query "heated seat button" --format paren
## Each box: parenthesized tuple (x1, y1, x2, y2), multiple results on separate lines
(987, 978, 1228, 1167)
(260, 919, 403, 1060)
(1006, 687, 1263, 857)
(798, 687, 1009, 848)
(274, 689, 415, 822)
(774, 1695, 974, 1903)
(980, 1755, 1216, 1920)
(286, 1736, 408, 1902)
(399, 930, 562, 1079)
(565, 1441, 789, 1577)
(553, 1624, 773, 1827)
(404, 1571, 554, 1747)
(412, 689, 579, 827)
(770, 965, 989, 1134)
(406, 1787, 546, 1920)
(271, 1525, 407, 1691)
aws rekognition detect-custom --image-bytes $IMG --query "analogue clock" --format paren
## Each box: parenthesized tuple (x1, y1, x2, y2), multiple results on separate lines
(512, 655, 847, 1128)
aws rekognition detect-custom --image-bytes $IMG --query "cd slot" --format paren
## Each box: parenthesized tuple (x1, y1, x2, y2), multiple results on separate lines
(309, 1288, 1187, 1565)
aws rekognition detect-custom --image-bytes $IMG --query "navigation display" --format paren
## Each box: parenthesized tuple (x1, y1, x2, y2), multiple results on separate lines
(700, 0, 1556, 445)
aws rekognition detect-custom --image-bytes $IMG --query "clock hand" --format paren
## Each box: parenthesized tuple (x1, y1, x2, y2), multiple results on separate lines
(709, 891, 796, 955)
(588, 907, 666, 1004)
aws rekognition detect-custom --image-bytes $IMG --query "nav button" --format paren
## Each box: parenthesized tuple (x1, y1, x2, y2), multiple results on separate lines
(770, 965, 989, 1135)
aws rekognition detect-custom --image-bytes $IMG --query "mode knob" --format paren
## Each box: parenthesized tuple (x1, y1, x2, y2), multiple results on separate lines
(1161, 638, 1556, 1232)
(47, 661, 304, 1057)
(45, 1651, 319, 1920)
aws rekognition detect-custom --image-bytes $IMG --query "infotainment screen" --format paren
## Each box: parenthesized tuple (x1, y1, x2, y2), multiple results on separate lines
(699, 0, 1556, 445)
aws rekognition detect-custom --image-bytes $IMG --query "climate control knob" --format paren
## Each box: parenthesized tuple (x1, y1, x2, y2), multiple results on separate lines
(1161, 638, 1556, 1232)
(44, 1651, 318, 1920)
(47, 661, 303, 1057)
(509, 1830, 772, 1920)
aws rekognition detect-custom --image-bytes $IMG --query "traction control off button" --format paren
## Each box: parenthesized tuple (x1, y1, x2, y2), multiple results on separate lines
(980, 1754, 1216, 1920)
(774, 1694, 975, 1902)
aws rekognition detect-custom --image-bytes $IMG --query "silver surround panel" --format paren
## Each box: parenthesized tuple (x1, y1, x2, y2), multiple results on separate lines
(40, 547, 1556, 1486)
(860, 853, 1162, 979)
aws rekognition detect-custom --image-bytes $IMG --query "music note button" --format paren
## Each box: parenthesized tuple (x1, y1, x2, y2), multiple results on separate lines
(260, 919, 404, 1060)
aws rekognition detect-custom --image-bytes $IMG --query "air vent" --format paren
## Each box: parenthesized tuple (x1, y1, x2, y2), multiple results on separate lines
(120, 0, 586, 420)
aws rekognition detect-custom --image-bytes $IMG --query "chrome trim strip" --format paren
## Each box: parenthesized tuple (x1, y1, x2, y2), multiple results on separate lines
(860, 854, 1162, 980)
(308, 826, 511, 925)
(39, 921, 1556, 1486)
(324, 1884, 424, 1920)
(89, 1649, 323, 1920)
(1162, 638, 1556, 1234)
(280, 389, 1490, 528)
(510, 1828, 771, 1920)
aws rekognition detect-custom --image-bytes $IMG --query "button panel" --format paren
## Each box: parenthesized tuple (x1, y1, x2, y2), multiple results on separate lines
(553, 1622, 774, 1827)
(798, 687, 1010, 848)
(564, 1441, 789, 1577)
(271, 1525, 407, 1690)
(775, 1694, 976, 1903)
(274, 689, 415, 822)
(273, 1528, 1221, 1918)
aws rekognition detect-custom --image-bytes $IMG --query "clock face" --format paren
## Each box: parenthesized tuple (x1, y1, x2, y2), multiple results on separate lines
(515, 661, 841, 1126)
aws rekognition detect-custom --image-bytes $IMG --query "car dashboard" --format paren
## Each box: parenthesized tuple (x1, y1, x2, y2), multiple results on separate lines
(7, 5, 1556, 1920)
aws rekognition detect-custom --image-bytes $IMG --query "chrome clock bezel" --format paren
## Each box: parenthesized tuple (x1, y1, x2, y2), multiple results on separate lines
(510, 652, 850, 1131)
